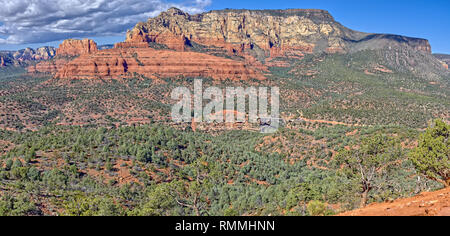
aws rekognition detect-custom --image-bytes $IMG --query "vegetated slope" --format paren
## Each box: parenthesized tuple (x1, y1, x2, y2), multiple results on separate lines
(0, 122, 442, 216)
(339, 187, 450, 216)
(275, 47, 449, 128)
(3, 46, 449, 131)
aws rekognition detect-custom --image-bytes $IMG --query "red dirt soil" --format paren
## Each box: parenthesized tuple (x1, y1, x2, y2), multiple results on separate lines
(339, 187, 450, 216)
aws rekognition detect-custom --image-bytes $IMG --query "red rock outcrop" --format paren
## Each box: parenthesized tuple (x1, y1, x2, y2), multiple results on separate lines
(0, 56, 5, 67)
(29, 37, 266, 81)
(27, 58, 71, 74)
(149, 31, 188, 51)
(56, 39, 98, 57)
(114, 42, 149, 49)
(55, 48, 266, 81)
(28, 39, 99, 74)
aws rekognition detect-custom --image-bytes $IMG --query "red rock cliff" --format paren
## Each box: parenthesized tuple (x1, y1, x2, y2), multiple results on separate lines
(56, 39, 98, 57)
(28, 39, 98, 73)
(55, 47, 266, 81)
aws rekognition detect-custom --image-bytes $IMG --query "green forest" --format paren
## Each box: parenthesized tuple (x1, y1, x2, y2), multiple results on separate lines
(0, 119, 447, 216)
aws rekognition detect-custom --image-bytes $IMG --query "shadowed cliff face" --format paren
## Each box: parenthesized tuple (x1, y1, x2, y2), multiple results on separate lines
(126, 8, 431, 57)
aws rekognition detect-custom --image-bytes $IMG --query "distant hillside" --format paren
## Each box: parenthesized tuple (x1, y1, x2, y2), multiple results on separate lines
(434, 53, 450, 69)
(0, 47, 56, 67)
(98, 44, 114, 50)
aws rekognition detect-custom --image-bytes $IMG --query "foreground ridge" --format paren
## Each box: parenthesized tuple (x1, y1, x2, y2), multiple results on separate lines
(339, 187, 450, 216)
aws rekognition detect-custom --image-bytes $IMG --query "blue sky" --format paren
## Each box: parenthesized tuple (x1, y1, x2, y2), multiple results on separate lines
(0, 0, 449, 54)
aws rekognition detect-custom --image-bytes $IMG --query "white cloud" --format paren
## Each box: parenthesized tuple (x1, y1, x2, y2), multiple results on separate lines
(0, 0, 211, 44)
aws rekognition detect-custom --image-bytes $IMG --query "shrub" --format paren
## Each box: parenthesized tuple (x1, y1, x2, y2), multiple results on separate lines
(307, 200, 327, 216)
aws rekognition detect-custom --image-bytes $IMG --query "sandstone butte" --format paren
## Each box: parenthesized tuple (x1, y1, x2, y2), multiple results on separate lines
(28, 8, 434, 80)
(28, 39, 98, 74)
(55, 47, 267, 81)
(29, 38, 267, 81)
(56, 39, 98, 57)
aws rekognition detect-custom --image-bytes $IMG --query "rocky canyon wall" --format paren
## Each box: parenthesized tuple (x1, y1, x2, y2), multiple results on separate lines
(126, 8, 432, 58)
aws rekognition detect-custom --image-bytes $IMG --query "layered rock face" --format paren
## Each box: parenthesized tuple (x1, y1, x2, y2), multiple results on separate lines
(55, 47, 266, 80)
(126, 8, 432, 58)
(56, 39, 98, 56)
(29, 39, 99, 74)
(27, 59, 71, 74)
(30, 37, 266, 80)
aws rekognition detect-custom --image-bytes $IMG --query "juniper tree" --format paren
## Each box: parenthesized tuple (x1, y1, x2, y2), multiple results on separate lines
(335, 134, 403, 207)
(410, 119, 449, 187)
